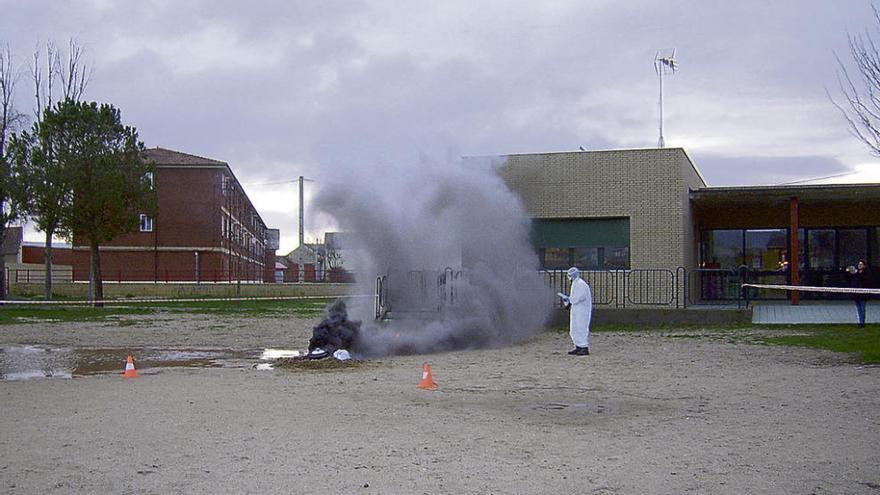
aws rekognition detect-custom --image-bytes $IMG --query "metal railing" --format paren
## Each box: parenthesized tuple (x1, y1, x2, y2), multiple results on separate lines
(685, 268, 742, 307)
(374, 275, 388, 320)
(624, 269, 677, 306)
(545, 266, 751, 309)
(10, 265, 365, 285)
(370, 266, 763, 318)
(11, 268, 269, 284)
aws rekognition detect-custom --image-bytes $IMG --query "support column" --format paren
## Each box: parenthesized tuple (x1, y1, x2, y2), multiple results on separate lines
(790, 196, 800, 305)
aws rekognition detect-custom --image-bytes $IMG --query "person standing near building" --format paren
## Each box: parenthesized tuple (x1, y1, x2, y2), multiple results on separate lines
(558, 267, 593, 355)
(847, 259, 874, 328)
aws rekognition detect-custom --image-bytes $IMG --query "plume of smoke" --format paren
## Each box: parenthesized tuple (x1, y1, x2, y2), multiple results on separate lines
(314, 155, 553, 357)
(309, 300, 362, 355)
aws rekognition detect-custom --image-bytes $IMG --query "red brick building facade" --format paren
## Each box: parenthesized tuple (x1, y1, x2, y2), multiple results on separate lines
(66, 147, 277, 282)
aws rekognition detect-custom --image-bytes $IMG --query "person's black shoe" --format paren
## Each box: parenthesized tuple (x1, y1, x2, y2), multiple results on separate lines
(567, 348, 580, 355)
(577, 347, 590, 356)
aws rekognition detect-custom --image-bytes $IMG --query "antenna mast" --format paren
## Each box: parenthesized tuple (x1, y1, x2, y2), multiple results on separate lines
(654, 49, 678, 148)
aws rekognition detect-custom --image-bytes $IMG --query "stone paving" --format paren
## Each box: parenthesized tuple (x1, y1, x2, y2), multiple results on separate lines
(752, 301, 878, 324)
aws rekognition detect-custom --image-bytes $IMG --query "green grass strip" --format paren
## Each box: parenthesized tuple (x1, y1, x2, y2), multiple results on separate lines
(0, 298, 336, 324)
(760, 324, 880, 364)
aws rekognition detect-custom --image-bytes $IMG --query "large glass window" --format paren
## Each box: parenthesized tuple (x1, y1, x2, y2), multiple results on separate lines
(839, 229, 868, 267)
(573, 247, 598, 269)
(808, 229, 835, 269)
(745, 229, 787, 271)
(701, 230, 743, 269)
(533, 217, 630, 270)
(542, 248, 569, 270)
(603, 247, 630, 269)
(872, 227, 880, 266)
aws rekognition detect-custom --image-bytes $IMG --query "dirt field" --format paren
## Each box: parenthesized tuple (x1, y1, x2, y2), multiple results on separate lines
(1, 314, 879, 494)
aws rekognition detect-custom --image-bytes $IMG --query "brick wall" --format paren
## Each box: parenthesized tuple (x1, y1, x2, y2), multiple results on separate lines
(22, 245, 75, 265)
(68, 156, 275, 282)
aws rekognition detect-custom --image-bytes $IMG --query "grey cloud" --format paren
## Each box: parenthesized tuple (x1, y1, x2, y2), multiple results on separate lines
(694, 154, 850, 186)
(4, 0, 880, 251)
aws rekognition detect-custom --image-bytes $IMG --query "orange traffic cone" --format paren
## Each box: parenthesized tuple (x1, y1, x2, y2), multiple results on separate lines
(417, 362, 437, 390)
(122, 355, 138, 378)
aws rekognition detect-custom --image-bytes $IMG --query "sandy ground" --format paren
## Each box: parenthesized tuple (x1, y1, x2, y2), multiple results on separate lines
(1, 315, 879, 494)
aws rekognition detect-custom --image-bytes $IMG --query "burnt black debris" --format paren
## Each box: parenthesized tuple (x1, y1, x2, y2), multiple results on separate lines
(309, 299, 362, 356)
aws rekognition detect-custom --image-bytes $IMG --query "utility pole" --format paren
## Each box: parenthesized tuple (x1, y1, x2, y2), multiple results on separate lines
(296, 176, 314, 282)
(299, 175, 304, 250)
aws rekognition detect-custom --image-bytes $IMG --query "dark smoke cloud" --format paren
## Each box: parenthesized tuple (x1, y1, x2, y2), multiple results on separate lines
(309, 300, 362, 355)
(314, 155, 554, 357)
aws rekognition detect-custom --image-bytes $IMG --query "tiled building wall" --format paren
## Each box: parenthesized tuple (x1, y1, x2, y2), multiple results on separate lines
(498, 148, 701, 271)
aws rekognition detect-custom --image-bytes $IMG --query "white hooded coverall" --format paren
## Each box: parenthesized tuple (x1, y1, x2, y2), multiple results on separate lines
(569, 276, 593, 348)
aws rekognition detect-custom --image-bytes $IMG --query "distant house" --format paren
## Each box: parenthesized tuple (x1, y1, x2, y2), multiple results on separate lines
(274, 261, 287, 283)
(324, 232, 363, 273)
(281, 243, 321, 282)
(60, 147, 278, 282)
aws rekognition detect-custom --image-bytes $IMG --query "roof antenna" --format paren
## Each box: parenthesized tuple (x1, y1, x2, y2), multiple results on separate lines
(655, 49, 678, 148)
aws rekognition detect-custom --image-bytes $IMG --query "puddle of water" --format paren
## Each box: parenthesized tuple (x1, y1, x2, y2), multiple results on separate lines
(0, 345, 263, 381)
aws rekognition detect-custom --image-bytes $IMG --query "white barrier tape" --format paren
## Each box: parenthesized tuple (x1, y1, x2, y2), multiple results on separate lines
(0, 294, 374, 306)
(741, 284, 880, 295)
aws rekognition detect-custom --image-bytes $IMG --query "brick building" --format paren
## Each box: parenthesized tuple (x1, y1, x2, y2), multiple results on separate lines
(496, 148, 705, 272)
(490, 147, 880, 302)
(67, 147, 278, 282)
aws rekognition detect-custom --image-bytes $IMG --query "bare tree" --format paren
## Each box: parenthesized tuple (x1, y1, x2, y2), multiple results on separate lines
(0, 43, 26, 300)
(24, 38, 90, 299)
(58, 39, 90, 102)
(31, 41, 58, 121)
(32, 39, 89, 119)
(831, 5, 880, 156)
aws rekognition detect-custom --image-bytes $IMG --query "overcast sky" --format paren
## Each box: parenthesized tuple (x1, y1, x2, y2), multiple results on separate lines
(3, 0, 880, 253)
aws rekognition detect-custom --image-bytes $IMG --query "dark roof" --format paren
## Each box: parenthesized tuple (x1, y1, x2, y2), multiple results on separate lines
(690, 182, 880, 207)
(142, 147, 228, 167)
(1, 226, 22, 256)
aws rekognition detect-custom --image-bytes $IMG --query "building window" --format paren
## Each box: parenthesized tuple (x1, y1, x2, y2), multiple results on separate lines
(541, 248, 570, 270)
(745, 229, 787, 271)
(701, 229, 743, 269)
(807, 229, 835, 269)
(872, 227, 880, 265)
(573, 247, 599, 269)
(144, 172, 154, 189)
(603, 247, 630, 270)
(838, 229, 868, 267)
(540, 246, 630, 270)
(533, 218, 630, 270)
(139, 214, 153, 232)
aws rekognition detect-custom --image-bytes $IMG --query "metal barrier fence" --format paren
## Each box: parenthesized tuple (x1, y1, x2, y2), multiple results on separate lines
(544, 267, 749, 309)
(374, 275, 388, 320)
(369, 267, 757, 319)
(9, 268, 356, 285)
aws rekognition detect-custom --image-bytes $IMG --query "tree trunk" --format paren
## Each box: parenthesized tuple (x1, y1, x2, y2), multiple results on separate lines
(0, 255, 5, 302)
(89, 242, 103, 307)
(0, 225, 6, 301)
(44, 230, 54, 300)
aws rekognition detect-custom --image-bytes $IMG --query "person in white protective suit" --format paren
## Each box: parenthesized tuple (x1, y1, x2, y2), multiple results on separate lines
(558, 267, 592, 356)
